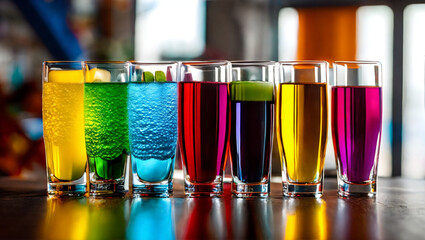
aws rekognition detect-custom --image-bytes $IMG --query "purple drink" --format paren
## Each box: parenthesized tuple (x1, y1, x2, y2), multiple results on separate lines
(332, 86, 382, 183)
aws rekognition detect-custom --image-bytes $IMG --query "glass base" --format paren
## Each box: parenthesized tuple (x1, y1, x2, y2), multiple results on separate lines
(184, 178, 222, 197)
(232, 182, 269, 198)
(133, 179, 173, 198)
(338, 178, 376, 197)
(48, 183, 86, 197)
(90, 181, 126, 197)
(283, 180, 323, 198)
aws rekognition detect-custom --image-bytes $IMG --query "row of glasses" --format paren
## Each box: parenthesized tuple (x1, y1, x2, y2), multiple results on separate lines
(42, 60, 382, 198)
(43, 61, 178, 197)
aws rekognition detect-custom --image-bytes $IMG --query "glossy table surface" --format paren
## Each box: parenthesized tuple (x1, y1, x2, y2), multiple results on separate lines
(1, 177, 425, 240)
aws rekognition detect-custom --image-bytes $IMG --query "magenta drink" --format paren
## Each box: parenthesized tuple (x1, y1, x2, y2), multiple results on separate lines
(332, 86, 382, 183)
(178, 61, 230, 197)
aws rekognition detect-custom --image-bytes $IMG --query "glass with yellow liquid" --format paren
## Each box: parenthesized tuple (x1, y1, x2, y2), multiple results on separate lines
(276, 61, 328, 197)
(43, 61, 87, 196)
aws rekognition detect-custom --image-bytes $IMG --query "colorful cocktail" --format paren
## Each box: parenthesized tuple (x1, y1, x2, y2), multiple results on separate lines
(43, 61, 86, 196)
(276, 61, 329, 197)
(178, 61, 230, 197)
(229, 61, 275, 197)
(128, 62, 178, 197)
(84, 62, 129, 196)
(332, 61, 382, 197)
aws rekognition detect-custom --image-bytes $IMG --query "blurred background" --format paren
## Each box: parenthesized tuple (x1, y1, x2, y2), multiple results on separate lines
(0, 0, 423, 180)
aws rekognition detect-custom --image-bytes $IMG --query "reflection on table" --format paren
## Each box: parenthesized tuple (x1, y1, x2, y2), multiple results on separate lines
(2, 178, 425, 239)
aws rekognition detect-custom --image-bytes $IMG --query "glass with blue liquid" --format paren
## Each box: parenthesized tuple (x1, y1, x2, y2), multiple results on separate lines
(128, 62, 178, 197)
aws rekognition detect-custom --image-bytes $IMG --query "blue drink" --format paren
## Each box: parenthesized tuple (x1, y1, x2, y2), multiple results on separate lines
(128, 81, 177, 196)
(126, 199, 175, 240)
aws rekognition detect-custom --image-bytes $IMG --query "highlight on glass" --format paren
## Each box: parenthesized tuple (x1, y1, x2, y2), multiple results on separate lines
(229, 61, 275, 197)
(276, 61, 329, 197)
(84, 61, 129, 196)
(43, 61, 87, 196)
(332, 61, 382, 197)
(178, 61, 231, 197)
(128, 62, 178, 197)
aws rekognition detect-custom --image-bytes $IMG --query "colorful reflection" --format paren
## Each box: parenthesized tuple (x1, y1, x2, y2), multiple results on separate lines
(283, 198, 328, 240)
(42, 197, 89, 240)
(181, 198, 227, 239)
(87, 198, 129, 240)
(231, 198, 272, 239)
(334, 198, 380, 239)
(126, 198, 175, 240)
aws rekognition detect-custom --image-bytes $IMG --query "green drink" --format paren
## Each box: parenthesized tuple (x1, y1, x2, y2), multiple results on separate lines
(85, 83, 129, 179)
(84, 62, 129, 196)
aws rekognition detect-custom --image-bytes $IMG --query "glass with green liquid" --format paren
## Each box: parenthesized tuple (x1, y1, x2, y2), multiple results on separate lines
(84, 62, 129, 196)
(229, 61, 275, 197)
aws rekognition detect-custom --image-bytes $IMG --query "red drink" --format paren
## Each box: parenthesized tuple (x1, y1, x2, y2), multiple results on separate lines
(178, 81, 230, 184)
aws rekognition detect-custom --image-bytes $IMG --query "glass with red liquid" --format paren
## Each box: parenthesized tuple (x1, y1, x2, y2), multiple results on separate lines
(332, 61, 382, 197)
(229, 61, 275, 197)
(178, 61, 231, 197)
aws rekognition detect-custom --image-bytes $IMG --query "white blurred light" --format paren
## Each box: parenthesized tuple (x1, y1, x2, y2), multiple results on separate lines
(357, 5, 393, 177)
(403, 4, 425, 178)
(278, 8, 298, 60)
(135, 0, 206, 60)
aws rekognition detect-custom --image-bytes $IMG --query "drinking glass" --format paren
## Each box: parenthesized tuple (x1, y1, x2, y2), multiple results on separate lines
(43, 61, 86, 196)
(332, 61, 382, 197)
(84, 61, 129, 196)
(178, 61, 231, 197)
(128, 62, 178, 197)
(229, 61, 275, 197)
(276, 61, 329, 197)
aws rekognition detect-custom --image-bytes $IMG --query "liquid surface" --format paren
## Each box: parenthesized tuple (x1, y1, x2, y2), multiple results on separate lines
(276, 83, 328, 183)
(178, 82, 230, 183)
(84, 83, 129, 179)
(43, 70, 86, 181)
(332, 86, 382, 183)
(128, 82, 177, 182)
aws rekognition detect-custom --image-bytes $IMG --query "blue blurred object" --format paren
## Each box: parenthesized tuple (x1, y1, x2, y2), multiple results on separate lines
(10, 64, 24, 90)
(14, 0, 84, 60)
(127, 198, 175, 240)
(21, 118, 43, 140)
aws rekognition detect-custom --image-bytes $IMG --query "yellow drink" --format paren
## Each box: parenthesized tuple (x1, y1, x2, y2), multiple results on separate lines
(42, 198, 89, 240)
(284, 199, 327, 239)
(43, 70, 86, 181)
(276, 83, 327, 183)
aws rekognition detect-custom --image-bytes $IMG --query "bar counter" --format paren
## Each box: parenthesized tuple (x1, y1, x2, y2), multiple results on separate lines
(0, 176, 424, 239)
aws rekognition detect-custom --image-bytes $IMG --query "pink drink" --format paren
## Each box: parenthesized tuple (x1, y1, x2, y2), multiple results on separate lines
(332, 86, 382, 183)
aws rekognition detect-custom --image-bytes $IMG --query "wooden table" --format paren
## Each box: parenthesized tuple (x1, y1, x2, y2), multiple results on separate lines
(0, 177, 424, 239)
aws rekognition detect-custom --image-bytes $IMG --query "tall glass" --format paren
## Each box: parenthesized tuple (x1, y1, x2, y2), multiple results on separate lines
(229, 61, 274, 197)
(43, 61, 86, 196)
(276, 61, 329, 197)
(332, 61, 382, 197)
(178, 61, 230, 197)
(128, 62, 178, 197)
(84, 61, 129, 196)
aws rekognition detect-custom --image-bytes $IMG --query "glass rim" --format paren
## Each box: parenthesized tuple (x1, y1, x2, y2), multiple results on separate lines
(278, 60, 329, 66)
(128, 61, 178, 66)
(43, 60, 82, 64)
(181, 60, 230, 67)
(83, 60, 127, 64)
(43, 61, 83, 68)
(333, 60, 382, 87)
(334, 60, 381, 66)
(84, 61, 127, 71)
(230, 60, 275, 66)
